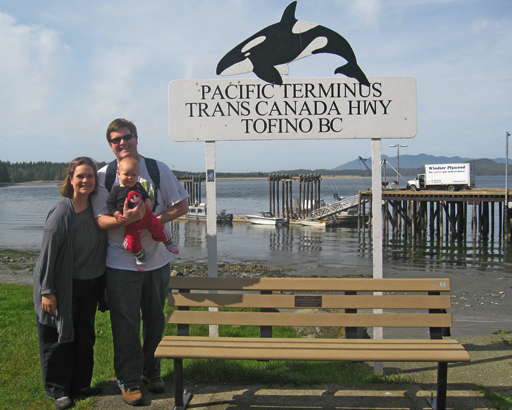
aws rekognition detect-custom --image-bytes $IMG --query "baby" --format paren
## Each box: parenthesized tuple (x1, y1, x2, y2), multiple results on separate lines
(106, 157, 178, 271)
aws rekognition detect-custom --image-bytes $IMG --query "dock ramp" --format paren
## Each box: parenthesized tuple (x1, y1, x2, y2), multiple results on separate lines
(308, 195, 362, 220)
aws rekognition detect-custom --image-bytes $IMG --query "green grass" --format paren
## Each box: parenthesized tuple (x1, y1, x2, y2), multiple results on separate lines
(479, 386, 512, 410)
(0, 283, 49, 410)
(0, 283, 433, 410)
(0, 283, 113, 410)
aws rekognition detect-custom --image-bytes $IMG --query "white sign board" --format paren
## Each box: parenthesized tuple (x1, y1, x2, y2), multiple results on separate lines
(169, 76, 416, 142)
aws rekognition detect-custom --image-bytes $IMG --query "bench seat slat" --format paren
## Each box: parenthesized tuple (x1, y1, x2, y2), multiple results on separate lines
(158, 338, 467, 351)
(169, 277, 451, 292)
(167, 310, 452, 328)
(170, 294, 452, 309)
(155, 337, 470, 363)
(160, 336, 464, 345)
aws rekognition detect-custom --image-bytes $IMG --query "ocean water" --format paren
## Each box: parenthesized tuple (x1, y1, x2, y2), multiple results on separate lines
(1, 176, 511, 276)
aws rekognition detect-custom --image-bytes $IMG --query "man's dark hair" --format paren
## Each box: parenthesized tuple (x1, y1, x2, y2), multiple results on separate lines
(106, 118, 138, 142)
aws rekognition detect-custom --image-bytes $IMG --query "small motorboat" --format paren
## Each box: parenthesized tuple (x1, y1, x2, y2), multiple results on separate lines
(245, 212, 288, 226)
(186, 203, 233, 224)
(186, 203, 207, 222)
(301, 220, 328, 228)
(217, 209, 233, 224)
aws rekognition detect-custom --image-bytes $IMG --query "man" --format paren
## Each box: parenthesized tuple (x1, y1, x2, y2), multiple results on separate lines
(91, 118, 189, 406)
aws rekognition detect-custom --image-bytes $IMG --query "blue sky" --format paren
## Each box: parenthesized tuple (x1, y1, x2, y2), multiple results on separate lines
(1, 0, 511, 172)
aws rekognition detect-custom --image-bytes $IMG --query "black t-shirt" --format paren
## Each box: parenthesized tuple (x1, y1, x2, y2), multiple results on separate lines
(106, 182, 150, 216)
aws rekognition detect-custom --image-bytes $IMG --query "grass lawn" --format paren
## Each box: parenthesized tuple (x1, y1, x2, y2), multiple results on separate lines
(0, 283, 113, 410)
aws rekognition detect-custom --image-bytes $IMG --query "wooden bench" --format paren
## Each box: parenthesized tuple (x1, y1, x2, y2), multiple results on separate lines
(155, 277, 470, 410)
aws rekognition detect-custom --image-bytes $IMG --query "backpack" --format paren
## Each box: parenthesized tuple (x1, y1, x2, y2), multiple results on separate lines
(104, 158, 160, 213)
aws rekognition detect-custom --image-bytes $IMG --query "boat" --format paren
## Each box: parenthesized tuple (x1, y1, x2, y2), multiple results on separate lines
(301, 220, 329, 228)
(334, 207, 365, 226)
(300, 206, 366, 227)
(186, 203, 207, 222)
(217, 209, 233, 224)
(186, 203, 233, 224)
(245, 212, 288, 226)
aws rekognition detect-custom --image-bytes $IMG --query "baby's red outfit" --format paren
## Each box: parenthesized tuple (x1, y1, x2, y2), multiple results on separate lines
(122, 191, 169, 254)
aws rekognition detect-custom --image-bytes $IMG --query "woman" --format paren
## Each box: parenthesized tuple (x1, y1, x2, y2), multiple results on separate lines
(33, 157, 107, 410)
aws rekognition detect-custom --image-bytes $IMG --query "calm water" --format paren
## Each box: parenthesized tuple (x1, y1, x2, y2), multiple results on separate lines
(1, 176, 511, 276)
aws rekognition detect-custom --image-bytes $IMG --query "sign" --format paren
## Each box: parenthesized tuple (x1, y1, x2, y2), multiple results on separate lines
(295, 295, 322, 308)
(168, 76, 416, 142)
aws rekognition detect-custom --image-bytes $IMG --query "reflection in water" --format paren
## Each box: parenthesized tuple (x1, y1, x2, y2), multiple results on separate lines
(269, 227, 295, 252)
(380, 233, 511, 274)
(177, 220, 512, 275)
(181, 221, 207, 249)
(171, 221, 512, 277)
(296, 232, 323, 252)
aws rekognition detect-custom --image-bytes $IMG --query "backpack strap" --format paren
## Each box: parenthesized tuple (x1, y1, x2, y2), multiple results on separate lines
(105, 160, 118, 193)
(104, 158, 160, 213)
(145, 158, 160, 212)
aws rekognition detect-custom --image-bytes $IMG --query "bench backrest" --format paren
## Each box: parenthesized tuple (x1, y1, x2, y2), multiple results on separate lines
(166, 277, 452, 339)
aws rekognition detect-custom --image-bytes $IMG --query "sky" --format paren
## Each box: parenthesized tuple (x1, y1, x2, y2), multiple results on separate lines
(1, 0, 511, 172)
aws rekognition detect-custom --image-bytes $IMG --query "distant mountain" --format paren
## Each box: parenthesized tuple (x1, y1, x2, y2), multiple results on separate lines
(331, 155, 510, 177)
(334, 154, 495, 170)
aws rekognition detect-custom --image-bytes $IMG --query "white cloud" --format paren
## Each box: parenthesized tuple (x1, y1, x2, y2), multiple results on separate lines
(0, 12, 65, 111)
(347, 0, 382, 27)
(89, 46, 150, 118)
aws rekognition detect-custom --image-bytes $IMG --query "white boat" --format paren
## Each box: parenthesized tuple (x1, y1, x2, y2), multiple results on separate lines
(186, 203, 207, 222)
(246, 212, 288, 226)
(186, 203, 234, 224)
(301, 220, 329, 228)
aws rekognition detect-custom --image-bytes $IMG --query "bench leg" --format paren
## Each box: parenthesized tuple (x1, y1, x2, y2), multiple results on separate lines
(436, 362, 448, 410)
(173, 358, 192, 410)
(427, 362, 447, 410)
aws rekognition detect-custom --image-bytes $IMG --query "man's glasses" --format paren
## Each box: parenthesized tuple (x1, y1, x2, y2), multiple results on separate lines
(110, 133, 134, 145)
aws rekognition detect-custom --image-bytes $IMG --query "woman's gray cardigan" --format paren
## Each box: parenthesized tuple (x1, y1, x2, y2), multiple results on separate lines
(33, 198, 77, 343)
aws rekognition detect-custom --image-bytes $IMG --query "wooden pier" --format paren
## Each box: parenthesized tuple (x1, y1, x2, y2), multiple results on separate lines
(359, 188, 512, 241)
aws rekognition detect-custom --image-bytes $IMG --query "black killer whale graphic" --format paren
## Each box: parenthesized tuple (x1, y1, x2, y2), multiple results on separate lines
(216, 1, 370, 86)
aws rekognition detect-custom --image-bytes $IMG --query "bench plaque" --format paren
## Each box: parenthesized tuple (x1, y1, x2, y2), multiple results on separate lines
(295, 295, 322, 308)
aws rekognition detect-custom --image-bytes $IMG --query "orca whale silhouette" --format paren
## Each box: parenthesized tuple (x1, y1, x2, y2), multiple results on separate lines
(216, 1, 369, 86)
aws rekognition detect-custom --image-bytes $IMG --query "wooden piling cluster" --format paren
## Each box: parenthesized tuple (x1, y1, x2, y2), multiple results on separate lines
(268, 174, 293, 219)
(180, 175, 205, 205)
(359, 189, 512, 241)
(297, 174, 322, 219)
(268, 174, 322, 219)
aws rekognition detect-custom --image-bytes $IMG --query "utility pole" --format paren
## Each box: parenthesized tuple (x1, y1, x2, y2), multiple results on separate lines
(389, 144, 407, 188)
(506, 132, 510, 239)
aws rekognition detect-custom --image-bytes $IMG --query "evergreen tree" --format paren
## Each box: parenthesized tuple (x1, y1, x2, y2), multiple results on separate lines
(0, 160, 10, 183)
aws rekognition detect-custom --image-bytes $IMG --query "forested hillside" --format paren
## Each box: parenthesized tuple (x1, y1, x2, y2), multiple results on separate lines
(0, 161, 10, 183)
(0, 160, 193, 183)
(0, 161, 106, 183)
(0, 157, 510, 184)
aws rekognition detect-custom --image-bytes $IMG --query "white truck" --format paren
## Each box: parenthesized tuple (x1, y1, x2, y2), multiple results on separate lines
(407, 163, 475, 191)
